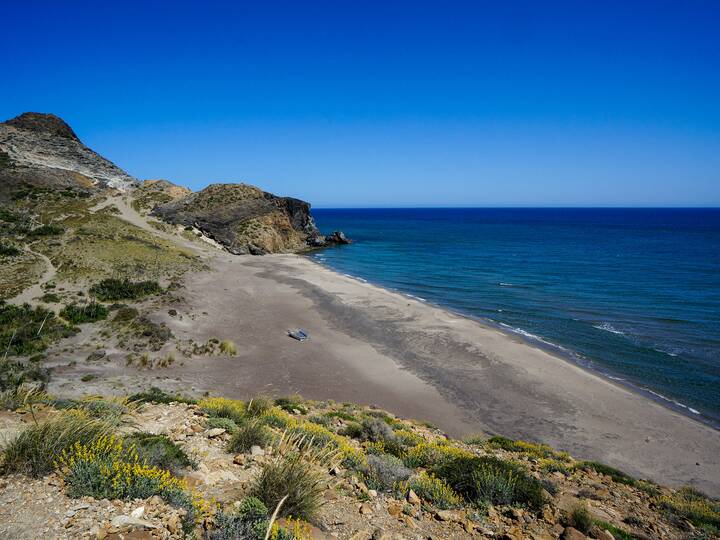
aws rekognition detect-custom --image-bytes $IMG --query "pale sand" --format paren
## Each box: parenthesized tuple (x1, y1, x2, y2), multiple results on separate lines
(146, 251, 720, 496)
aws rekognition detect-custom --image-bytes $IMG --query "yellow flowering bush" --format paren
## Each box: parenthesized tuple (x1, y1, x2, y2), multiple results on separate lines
(394, 428, 425, 447)
(55, 435, 212, 533)
(56, 435, 184, 499)
(403, 441, 474, 468)
(198, 396, 245, 423)
(487, 435, 571, 461)
(405, 471, 463, 509)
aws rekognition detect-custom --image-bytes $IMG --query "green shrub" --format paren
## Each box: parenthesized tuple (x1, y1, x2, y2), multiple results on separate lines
(27, 224, 64, 236)
(209, 497, 274, 540)
(341, 422, 364, 439)
(124, 432, 196, 473)
(323, 410, 357, 422)
(594, 520, 635, 540)
(569, 504, 593, 534)
(0, 303, 77, 356)
(0, 243, 21, 257)
(1, 410, 113, 476)
(308, 415, 332, 427)
(227, 421, 273, 453)
(246, 396, 273, 417)
(275, 395, 308, 415)
(207, 416, 239, 433)
(0, 358, 50, 392)
(363, 453, 412, 492)
(40, 292, 60, 303)
(79, 398, 127, 424)
(113, 306, 139, 323)
(406, 472, 463, 509)
(432, 455, 545, 509)
(249, 453, 325, 521)
(359, 417, 396, 442)
(60, 302, 108, 324)
(219, 339, 238, 356)
(575, 461, 636, 486)
(128, 386, 196, 405)
(90, 278, 163, 301)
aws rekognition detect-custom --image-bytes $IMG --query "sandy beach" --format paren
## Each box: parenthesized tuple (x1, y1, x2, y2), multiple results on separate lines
(115, 249, 717, 497)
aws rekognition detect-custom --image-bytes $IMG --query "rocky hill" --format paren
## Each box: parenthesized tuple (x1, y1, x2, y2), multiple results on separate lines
(152, 183, 348, 255)
(1, 391, 717, 540)
(0, 112, 137, 198)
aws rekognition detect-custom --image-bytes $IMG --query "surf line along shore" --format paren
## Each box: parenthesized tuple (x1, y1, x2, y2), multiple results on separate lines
(149, 250, 720, 497)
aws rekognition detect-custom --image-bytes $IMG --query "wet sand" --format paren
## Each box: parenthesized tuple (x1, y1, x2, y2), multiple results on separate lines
(144, 251, 720, 496)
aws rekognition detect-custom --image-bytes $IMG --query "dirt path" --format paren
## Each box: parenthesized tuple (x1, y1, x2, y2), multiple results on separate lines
(8, 247, 57, 305)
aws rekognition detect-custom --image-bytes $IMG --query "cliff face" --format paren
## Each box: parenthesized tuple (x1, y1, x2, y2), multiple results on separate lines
(0, 112, 137, 199)
(151, 183, 322, 254)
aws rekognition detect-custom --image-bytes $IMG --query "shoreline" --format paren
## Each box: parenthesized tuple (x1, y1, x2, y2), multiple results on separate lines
(45, 244, 720, 496)
(250, 255, 720, 493)
(306, 253, 720, 431)
(310, 257, 717, 431)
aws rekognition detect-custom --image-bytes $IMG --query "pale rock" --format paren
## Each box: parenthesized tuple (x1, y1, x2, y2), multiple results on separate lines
(206, 428, 226, 438)
(407, 489, 420, 505)
(130, 506, 145, 518)
(233, 454, 246, 465)
(367, 489, 378, 498)
(250, 445, 265, 456)
(110, 515, 158, 529)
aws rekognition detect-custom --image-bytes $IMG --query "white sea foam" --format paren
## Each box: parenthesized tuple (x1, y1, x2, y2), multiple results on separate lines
(644, 388, 701, 415)
(499, 323, 569, 351)
(593, 322, 625, 335)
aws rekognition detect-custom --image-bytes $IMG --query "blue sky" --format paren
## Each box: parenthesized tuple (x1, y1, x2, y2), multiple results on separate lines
(1, 1, 719, 207)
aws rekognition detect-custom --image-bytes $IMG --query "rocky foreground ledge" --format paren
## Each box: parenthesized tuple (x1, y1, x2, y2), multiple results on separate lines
(1, 390, 717, 540)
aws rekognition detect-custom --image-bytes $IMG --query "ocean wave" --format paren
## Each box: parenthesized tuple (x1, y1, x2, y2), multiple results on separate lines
(644, 388, 700, 415)
(498, 323, 569, 352)
(342, 273, 368, 283)
(593, 322, 625, 335)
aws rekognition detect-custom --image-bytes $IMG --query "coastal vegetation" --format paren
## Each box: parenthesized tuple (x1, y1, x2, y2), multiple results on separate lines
(89, 278, 163, 301)
(1, 380, 719, 538)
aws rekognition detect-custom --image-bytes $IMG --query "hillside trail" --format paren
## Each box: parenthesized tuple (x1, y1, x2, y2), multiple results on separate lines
(8, 247, 57, 305)
(91, 193, 220, 259)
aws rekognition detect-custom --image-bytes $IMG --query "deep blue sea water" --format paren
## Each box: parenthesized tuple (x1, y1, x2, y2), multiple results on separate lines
(310, 208, 720, 427)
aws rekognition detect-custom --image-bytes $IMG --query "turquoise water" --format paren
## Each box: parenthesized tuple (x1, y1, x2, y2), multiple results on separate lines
(310, 208, 720, 426)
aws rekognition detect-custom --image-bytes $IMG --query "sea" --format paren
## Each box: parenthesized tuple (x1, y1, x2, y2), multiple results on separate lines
(310, 208, 720, 427)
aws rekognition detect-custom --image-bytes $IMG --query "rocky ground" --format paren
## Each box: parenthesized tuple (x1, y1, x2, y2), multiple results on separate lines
(1, 396, 715, 540)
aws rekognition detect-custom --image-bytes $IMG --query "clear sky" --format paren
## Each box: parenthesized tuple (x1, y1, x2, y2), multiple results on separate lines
(1, 1, 719, 207)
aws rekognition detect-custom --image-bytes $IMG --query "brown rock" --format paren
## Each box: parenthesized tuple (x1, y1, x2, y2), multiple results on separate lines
(435, 509, 462, 522)
(595, 530, 615, 540)
(233, 454, 246, 465)
(562, 527, 588, 540)
(359, 503, 373, 515)
(387, 502, 403, 518)
(407, 489, 421, 505)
